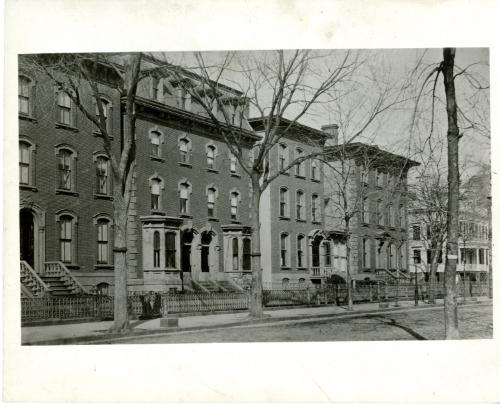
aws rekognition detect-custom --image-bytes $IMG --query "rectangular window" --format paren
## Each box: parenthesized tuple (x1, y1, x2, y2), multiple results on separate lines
(165, 232, 176, 268)
(377, 200, 383, 226)
(413, 249, 421, 264)
(324, 242, 332, 266)
(19, 77, 30, 115)
(97, 221, 109, 264)
(280, 234, 288, 267)
(60, 219, 72, 263)
(19, 143, 30, 185)
(231, 193, 238, 220)
(153, 232, 160, 268)
(230, 154, 237, 174)
(297, 236, 304, 268)
(312, 195, 319, 222)
(412, 225, 421, 240)
(232, 238, 239, 270)
(96, 158, 108, 195)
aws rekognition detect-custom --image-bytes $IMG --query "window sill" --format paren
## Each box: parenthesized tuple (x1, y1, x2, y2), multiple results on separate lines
(280, 172, 290, 176)
(150, 156, 165, 163)
(311, 178, 321, 183)
(280, 267, 291, 271)
(279, 216, 291, 221)
(231, 220, 241, 224)
(296, 267, 308, 271)
(312, 221, 322, 225)
(230, 173, 241, 178)
(55, 123, 79, 132)
(296, 218, 306, 223)
(208, 217, 220, 222)
(152, 210, 166, 216)
(94, 264, 114, 270)
(362, 222, 370, 227)
(179, 162, 192, 168)
(93, 131, 113, 140)
(207, 168, 219, 173)
(19, 114, 37, 123)
(180, 214, 193, 219)
(295, 175, 306, 180)
(94, 193, 113, 201)
(56, 189, 79, 197)
(20, 184, 38, 192)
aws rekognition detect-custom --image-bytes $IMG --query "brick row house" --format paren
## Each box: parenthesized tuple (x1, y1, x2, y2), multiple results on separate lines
(322, 143, 420, 285)
(19, 54, 258, 295)
(18, 53, 421, 296)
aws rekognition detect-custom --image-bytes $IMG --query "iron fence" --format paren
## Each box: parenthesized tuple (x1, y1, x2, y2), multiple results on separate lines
(21, 281, 491, 323)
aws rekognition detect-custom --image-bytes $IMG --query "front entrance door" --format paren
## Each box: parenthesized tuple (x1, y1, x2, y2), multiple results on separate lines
(181, 230, 194, 273)
(201, 232, 212, 273)
(20, 208, 35, 268)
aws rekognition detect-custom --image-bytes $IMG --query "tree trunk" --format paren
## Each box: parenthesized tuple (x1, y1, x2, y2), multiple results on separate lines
(442, 47, 460, 339)
(249, 174, 264, 318)
(111, 191, 129, 332)
(345, 219, 353, 310)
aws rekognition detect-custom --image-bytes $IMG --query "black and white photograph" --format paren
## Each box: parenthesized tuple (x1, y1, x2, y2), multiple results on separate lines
(3, 0, 500, 403)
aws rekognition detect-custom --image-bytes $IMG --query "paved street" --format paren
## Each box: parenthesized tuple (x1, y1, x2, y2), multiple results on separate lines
(110, 303, 492, 344)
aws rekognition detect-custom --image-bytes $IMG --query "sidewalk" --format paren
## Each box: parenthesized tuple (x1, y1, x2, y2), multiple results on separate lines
(21, 297, 492, 345)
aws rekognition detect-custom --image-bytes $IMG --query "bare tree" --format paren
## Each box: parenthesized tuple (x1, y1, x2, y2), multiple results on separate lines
(323, 142, 416, 309)
(23, 53, 143, 332)
(155, 50, 414, 317)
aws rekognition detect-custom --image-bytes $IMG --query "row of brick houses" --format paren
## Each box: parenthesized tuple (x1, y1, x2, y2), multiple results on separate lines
(19, 53, 421, 295)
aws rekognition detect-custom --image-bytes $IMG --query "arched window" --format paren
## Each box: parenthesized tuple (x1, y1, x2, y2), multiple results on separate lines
(56, 213, 77, 264)
(95, 156, 110, 195)
(282, 278, 290, 289)
(297, 234, 305, 268)
(232, 238, 239, 270)
(57, 91, 74, 126)
(56, 147, 77, 192)
(206, 145, 217, 169)
(19, 140, 35, 186)
(243, 238, 251, 271)
(278, 143, 288, 170)
(280, 233, 289, 267)
(230, 191, 240, 220)
(151, 178, 162, 210)
(298, 278, 306, 287)
(150, 130, 161, 157)
(96, 282, 110, 296)
(362, 238, 370, 268)
(165, 232, 176, 268)
(179, 138, 191, 163)
(19, 76, 33, 115)
(296, 190, 304, 220)
(94, 97, 112, 134)
(311, 159, 319, 181)
(207, 187, 217, 218)
(389, 204, 395, 227)
(295, 148, 304, 177)
(96, 218, 111, 264)
(279, 187, 289, 217)
(179, 182, 191, 214)
(311, 194, 319, 222)
(153, 231, 161, 268)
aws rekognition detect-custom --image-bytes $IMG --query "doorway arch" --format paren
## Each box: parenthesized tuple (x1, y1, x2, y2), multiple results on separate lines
(19, 203, 45, 273)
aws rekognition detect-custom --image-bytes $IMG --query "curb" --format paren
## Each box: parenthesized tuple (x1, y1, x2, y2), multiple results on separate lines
(23, 300, 491, 345)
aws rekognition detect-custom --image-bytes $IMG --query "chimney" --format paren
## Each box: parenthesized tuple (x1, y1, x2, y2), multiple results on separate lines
(321, 124, 339, 146)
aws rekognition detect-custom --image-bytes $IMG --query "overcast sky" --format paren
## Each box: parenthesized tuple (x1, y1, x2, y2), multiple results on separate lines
(157, 48, 490, 175)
